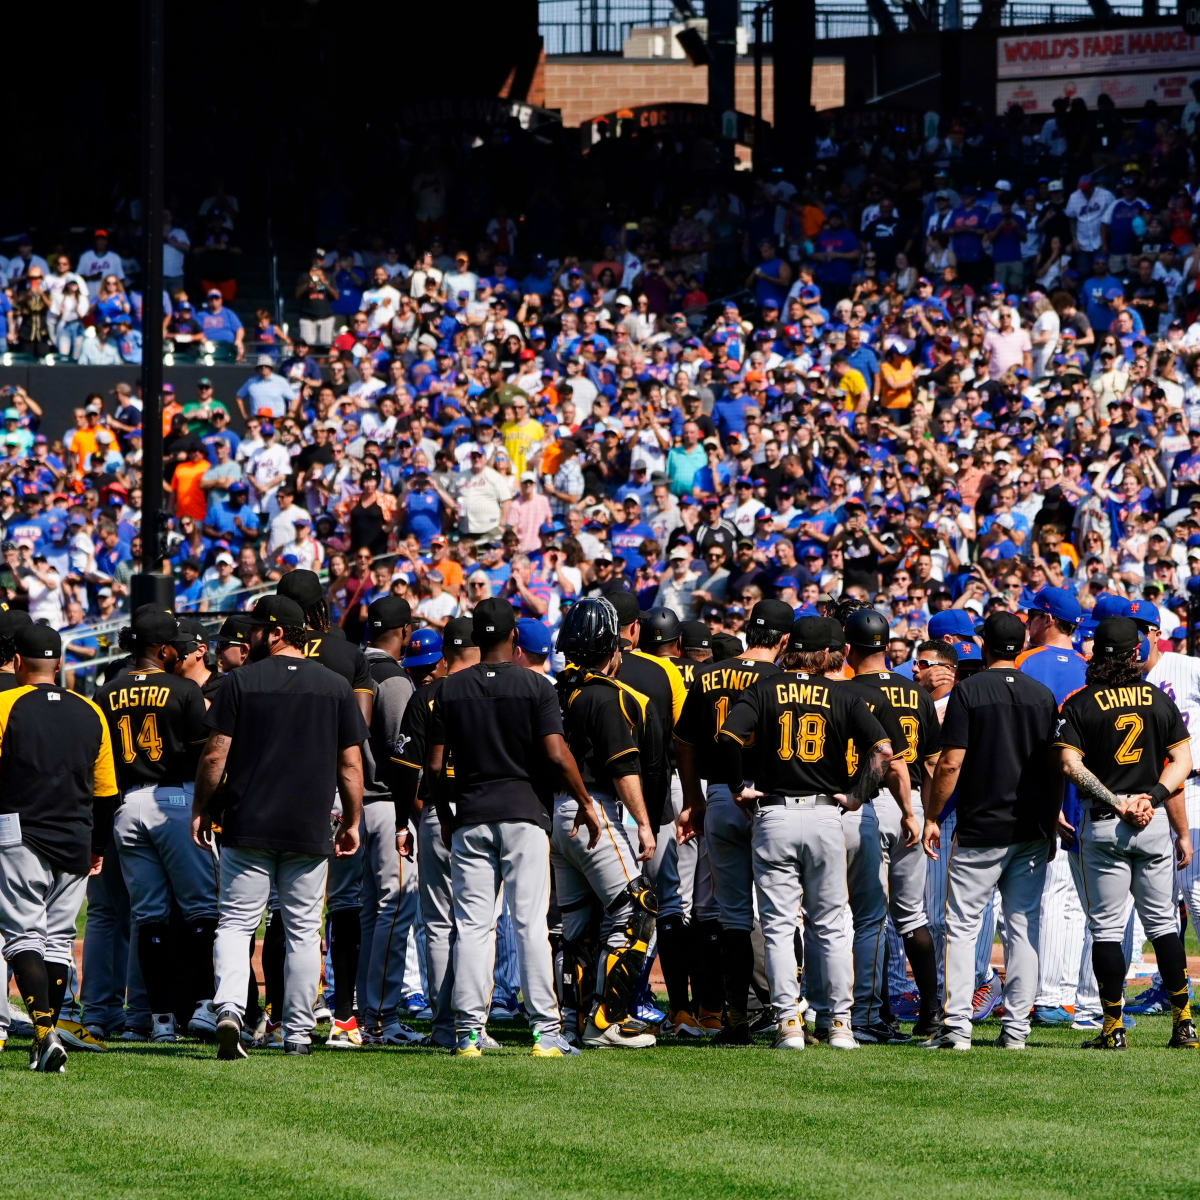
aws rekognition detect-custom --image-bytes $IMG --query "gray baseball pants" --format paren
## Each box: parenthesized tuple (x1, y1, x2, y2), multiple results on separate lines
(418, 806, 455, 1046)
(943, 839, 1049, 1042)
(1079, 809, 1178, 941)
(876, 789, 927, 935)
(212, 846, 327, 1045)
(112, 784, 218, 924)
(450, 820, 560, 1040)
(0, 843, 87, 966)
(705, 784, 754, 931)
(842, 802, 888, 1027)
(357, 801, 418, 1029)
(752, 801, 853, 1026)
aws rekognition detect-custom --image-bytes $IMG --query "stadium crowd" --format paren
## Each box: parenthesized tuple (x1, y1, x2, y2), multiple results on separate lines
(0, 94, 1197, 671)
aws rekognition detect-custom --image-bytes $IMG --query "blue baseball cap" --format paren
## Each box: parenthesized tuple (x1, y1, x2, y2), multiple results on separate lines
(402, 628, 443, 667)
(516, 618, 552, 657)
(1092, 594, 1132, 620)
(1126, 598, 1161, 629)
(776, 575, 800, 591)
(955, 641, 982, 662)
(929, 609, 976, 639)
(1021, 585, 1081, 627)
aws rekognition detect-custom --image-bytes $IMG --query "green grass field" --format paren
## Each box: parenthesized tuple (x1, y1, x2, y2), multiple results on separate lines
(0, 1011, 1195, 1200)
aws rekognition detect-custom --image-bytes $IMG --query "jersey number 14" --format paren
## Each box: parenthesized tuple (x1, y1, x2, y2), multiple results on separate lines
(117, 713, 164, 763)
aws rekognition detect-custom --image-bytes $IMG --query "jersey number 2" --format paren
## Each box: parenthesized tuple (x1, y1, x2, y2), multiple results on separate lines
(117, 713, 164, 763)
(777, 712, 826, 762)
(1113, 713, 1143, 765)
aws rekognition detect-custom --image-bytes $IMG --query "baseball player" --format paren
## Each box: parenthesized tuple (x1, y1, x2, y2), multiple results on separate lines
(675, 599, 792, 1044)
(351, 595, 418, 1049)
(214, 614, 252, 675)
(1055, 616, 1197, 1050)
(0, 624, 118, 1073)
(196, 594, 366, 1058)
(394, 621, 480, 1049)
(843, 607, 941, 1040)
(608, 593, 687, 1029)
(1016, 587, 1090, 1027)
(273, 571, 374, 1038)
(720, 615, 896, 1051)
(175, 617, 224, 704)
(553, 598, 659, 1049)
(1128, 601, 1200, 1014)
(922, 612, 1059, 1051)
(95, 610, 212, 1044)
(427, 598, 593, 1058)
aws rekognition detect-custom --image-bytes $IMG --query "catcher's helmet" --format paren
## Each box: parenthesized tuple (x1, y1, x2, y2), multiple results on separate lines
(843, 607, 889, 651)
(638, 606, 682, 648)
(556, 596, 620, 665)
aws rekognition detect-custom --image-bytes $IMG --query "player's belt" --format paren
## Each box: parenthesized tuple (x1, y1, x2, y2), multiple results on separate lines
(1089, 803, 1163, 822)
(760, 794, 838, 809)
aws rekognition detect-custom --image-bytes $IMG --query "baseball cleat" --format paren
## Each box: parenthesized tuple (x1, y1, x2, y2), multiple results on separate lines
(327, 1016, 363, 1048)
(284, 1040, 312, 1056)
(633, 999, 667, 1026)
(29, 1029, 67, 1074)
(454, 1031, 484, 1057)
(215, 1008, 247, 1060)
(911, 1014, 942, 1040)
(402, 992, 433, 1020)
(1031, 1005, 1073, 1026)
(8, 1015, 34, 1038)
(257, 1019, 283, 1048)
(667, 1009, 705, 1038)
(921, 1025, 971, 1050)
(888, 991, 920, 1021)
(582, 1016, 656, 1049)
(1072, 1014, 1134, 1030)
(188, 1001, 219, 1037)
(970, 972, 1002, 1022)
(530, 1030, 580, 1057)
(711, 1021, 752, 1046)
(697, 1009, 723, 1033)
(489, 992, 522, 1021)
(747, 1008, 775, 1034)
(1125, 981, 1170, 1014)
(1081, 1027, 1127, 1050)
(150, 1014, 178, 1044)
(119, 1027, 149, 1043)
(853, 1021, 911, 1045)
(827, 1020, 858, 1050)
(1167, 1018, 1199, 1049)
(771, 1018, 807, 1050)
(378, 1020, 423, 1045)
(56, 1020, 108, 1053)
(995, 1030, 1026, 1050)
(418, 1033, 456, 1049)
(312, 991, 332, 1023)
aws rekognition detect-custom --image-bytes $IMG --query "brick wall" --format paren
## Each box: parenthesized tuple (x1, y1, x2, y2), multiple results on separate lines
(530, 56, 844, 128)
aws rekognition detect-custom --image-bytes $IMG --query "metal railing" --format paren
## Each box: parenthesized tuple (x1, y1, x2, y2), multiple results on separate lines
(539, 0, 1156, 54)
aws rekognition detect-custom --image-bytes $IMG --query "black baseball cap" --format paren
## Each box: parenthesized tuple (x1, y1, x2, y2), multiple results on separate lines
(820, 617, 846, 651)
(443, 616, 475, 649)
(1092, 616, 1139, 660)
(367, 596, 412, 633)
(710, 632, 745, 661)
(981, 611, 1025, 657)
(174, 617, 208, 651)
(275, 569, 324, 609)
(130, 610, 180, 646)
(680, 620, 712, 651)
(748, 599, 795, 636)
(789, 615, 829, 652)
(0, 608, 32, 637)
(472, 597, 516, 644)
(217, 614, 254, 645)
(608, 590, 640, 627)
(247, 594, 305, 627)
(15, 623, 60, 659)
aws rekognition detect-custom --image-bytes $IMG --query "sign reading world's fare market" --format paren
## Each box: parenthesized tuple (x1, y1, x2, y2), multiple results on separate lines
(996, 26, 1199, 78)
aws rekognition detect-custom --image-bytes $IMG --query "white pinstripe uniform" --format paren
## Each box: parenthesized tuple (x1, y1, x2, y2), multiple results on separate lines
(1146, 650, 1200, 967)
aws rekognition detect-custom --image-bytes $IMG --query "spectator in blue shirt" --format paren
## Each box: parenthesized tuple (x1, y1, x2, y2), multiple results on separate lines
(403, 473, 443, 547)
(236, 357, 296, 420)
(812, 209, 859, 297)
(982, 189, 1027, 293)
(198, 291, 244, 359)
(948, 185, 990, 286)
(1080, 255, 1124, 331)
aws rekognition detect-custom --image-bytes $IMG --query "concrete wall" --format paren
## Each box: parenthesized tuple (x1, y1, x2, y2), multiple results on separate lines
(529, 56, 845, 128)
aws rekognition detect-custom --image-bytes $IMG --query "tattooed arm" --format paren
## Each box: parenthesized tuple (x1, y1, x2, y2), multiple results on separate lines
(837, 740, 893, 812)
(1059, 747, 1150, 826)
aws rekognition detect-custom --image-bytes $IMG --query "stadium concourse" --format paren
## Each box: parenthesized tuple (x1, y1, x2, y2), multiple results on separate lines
(0, 84, 1198, 1072)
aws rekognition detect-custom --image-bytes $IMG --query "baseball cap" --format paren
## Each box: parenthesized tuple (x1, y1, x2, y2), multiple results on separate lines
(516, 618, 552, 657)
(15, 624, 60, 660)
(1126, 598, 1161, 630)
(1021, 585, 1081, 627)
(981, 612, 1025, 657)
(276, 569, 324, 609)
(928, 609, 976, 639)
(668, 547, 691, 562)
(217, 614, 254, 645)
(680, 620, 712, 651)
(256, 354, 274, 367)
(788, 615, 829, 652)
(1092, 616, 1139, 659)
(608, 590, 640, 627)
(247, 594, 305, 627)
(130, 610, 180, 646)
(1092, 594, 1132, 621)
(473, 597, 516, 644)
(443, 616, 474, 650)
(367, 596, 412, 633)
(749, 599, 796, 636)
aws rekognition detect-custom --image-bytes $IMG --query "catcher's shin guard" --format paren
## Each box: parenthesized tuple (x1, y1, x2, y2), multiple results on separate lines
(595, 879, 657, 1029)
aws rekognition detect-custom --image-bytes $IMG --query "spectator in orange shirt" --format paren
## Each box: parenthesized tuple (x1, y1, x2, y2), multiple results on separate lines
(880, 342, 915, 412)
(167, 441, 211, 521)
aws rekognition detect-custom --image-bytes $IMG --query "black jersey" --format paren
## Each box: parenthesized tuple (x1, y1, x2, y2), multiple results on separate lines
(95, 666, 208, 789)
(844, 670, 940, 794)
(675, 656, 782, 782)
(200, 671, 226, 705)
(429, 661, 564, 830)
(616, 649, 683, 827)
(1056, 681, 1189, 802)
(561, 672, 650, 793)
(721, 672, 888, 798)
(678, 658, 699, 689)
(300, 628, 375, 696)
